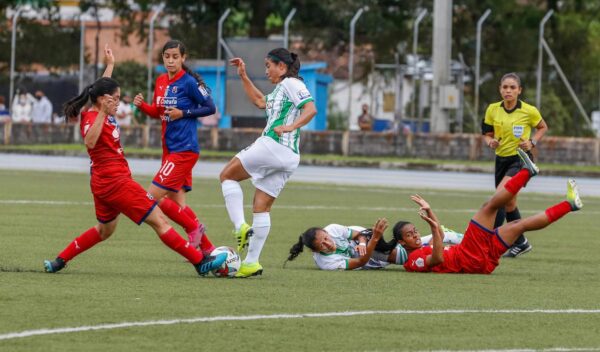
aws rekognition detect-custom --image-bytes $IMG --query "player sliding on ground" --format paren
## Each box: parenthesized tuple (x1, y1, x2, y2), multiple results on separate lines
(286, 223, 463, 271)
(401, 149, 582, 274)
(43, 46, 226, 276)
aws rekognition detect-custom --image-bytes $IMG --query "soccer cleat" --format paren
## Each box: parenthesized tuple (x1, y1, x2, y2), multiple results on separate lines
(44, 257, 66, 273)
(187, 223, 205, 249)
(567, 179, 583, 211)
(233, 223, 253, 253)
(195, 252, 228, 276)
(234, 262, 263, 278)
(517, 148, 539, 177)
(502, 239, 533, 258)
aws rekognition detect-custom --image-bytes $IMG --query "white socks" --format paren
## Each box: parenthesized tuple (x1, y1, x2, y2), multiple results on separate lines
(244, 212, 270, 264)
(221, 180, 245, 230)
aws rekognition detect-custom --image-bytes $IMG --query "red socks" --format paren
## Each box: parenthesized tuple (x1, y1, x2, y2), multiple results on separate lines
(58, 227, 103, 262)
(159, 227, 203, 264)
(545, 201, 572, 223)
(183, 206, 216, 254)
(159, 198, 198, 233)
(504, 169, 531, 195)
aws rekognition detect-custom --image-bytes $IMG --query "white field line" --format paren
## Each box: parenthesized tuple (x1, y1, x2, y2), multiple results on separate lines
(0, 199, 596, 215)
(1, 309, 600, 342)
(413, 348, 600, 352)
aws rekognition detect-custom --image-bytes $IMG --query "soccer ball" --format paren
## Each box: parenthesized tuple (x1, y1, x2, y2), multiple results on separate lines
(210, 246, 241, 278)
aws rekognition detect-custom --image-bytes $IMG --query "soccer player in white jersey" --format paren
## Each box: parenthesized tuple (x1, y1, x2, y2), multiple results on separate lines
(220, 48, 317, 277)
(285, 221, 464, 271)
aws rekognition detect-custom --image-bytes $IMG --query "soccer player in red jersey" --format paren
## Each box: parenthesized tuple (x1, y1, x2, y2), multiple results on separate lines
(400, 149, 582, 274)
(134, 40, 216, 254)
(43, 47, 226, 275)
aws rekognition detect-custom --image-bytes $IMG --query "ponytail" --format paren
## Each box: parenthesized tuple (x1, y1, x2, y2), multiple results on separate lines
(283, 227, 319, 268)
(64, 77, 120, 119)
(182, 63, 210, 93)
(392, 221, 411, 241)
(64, 85, 92, 119)
(267, 48, 303, 81)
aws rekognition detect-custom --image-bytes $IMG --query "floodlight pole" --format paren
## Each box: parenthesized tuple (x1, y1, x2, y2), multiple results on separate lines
(79, 16, 86, 92)
(347, 7, 367, 123)
(284, 8, 297, 49)
(474, 9, 491, 122)
(216, 8, 231, 112)
(147, 3, 165, 107)
(536, 10, 553, 108)
(412, 8, 427, 130)
(9, 7, 25, 108)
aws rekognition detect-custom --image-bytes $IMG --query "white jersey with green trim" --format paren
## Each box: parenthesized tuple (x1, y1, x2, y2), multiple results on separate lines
(312, 224, 355, 271)
(263, 77, 314, 154)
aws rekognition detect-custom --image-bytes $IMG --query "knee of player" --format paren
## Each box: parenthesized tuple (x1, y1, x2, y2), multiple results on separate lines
(97, 224, 116, 240)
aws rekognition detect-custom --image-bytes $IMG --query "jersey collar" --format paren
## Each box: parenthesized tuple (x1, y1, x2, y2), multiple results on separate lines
(500, 100, 522, 114)
(167, 69, 186, 84)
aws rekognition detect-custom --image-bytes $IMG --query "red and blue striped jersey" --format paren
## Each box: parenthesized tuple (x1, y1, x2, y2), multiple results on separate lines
(139, 70, 215, 154)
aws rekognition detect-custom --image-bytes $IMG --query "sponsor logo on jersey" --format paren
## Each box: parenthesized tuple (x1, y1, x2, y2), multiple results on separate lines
(172, 86, 178, 93)
(297, 89, 311, 100)
(158, 96, 178, 107)
(512, 125, 524, 138)
(415, 257, 425, 268)
(199, 86, 209, 97)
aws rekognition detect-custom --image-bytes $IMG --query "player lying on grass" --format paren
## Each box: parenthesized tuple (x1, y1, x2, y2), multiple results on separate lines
(285, 221, 463, 271)
(399, 149, 582, 274)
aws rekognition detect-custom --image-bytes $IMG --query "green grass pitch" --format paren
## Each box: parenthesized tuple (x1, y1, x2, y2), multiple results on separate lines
(1, 169, 599, 351)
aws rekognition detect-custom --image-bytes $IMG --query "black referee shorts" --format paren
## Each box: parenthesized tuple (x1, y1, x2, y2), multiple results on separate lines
(494, 151, 534, 187)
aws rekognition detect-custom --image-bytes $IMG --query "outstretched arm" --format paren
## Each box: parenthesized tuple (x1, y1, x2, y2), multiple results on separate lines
(346, 218, 388, 270)
(230, 58, 266, 109)
(411, 195, 444, 267)
(102, 44, 114, 78)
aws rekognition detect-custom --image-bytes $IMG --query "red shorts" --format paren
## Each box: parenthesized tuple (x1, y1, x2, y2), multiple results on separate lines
(152, 152, 198, 193)
(92, 176, 157, 225)
(452, 220, 510, 274)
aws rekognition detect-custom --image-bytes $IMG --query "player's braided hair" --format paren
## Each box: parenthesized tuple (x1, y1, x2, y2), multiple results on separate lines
(267, 47, 303, 81)
(64, 77, 120, 119)
(162, 40, 211, 93)
(283, 227, 319, 268)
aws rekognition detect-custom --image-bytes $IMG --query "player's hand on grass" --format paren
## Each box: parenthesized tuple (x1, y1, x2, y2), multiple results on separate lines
(371, 218, 388, 240)
(133, 93, 144, 107)
(230, 58, 247, 77)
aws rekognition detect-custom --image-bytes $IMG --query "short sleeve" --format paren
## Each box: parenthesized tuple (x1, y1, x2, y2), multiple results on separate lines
(281, 78, 313, 109)
(324, 224, 352, 240)
(313, 253, 348, 270)
(528, 105, 543, 127)
(403, 248, 432, 272)
(483, 104, 494, 126)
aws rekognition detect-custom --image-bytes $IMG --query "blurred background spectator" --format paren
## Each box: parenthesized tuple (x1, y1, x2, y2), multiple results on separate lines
(31, 90, 53, 124)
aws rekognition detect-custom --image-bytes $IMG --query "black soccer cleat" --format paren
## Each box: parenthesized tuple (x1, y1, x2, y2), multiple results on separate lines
(44, 257, 66, 273)
(503, 240, 533, 258)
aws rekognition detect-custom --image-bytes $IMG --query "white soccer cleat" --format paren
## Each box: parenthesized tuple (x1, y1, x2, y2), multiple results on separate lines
(566, 179, 583, 211)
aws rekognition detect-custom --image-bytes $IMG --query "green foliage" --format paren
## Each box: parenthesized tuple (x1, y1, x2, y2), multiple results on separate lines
(111, 60, 147, 98)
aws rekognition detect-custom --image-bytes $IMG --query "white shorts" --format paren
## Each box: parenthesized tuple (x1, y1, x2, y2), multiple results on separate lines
(236, 136, 300, 198)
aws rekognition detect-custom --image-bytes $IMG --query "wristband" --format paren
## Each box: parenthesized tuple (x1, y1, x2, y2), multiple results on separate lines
(358, 243, 366, 247)
(530, 138, 537, 147)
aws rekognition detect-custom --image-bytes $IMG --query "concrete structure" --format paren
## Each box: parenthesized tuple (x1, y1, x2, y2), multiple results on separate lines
(3, 122, 600, 166)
